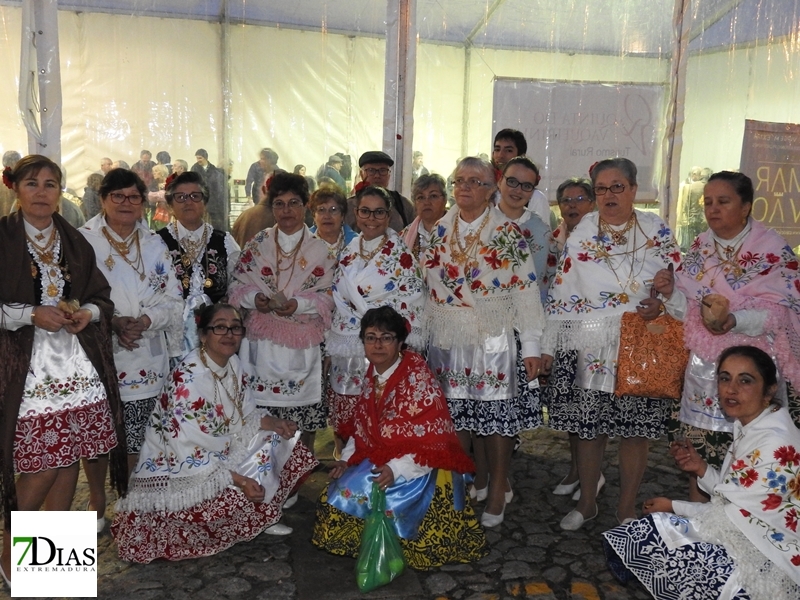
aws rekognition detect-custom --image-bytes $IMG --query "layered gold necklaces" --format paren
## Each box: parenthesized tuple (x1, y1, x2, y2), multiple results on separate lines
(695, 239, 745, 284)
(358, 233, 389, 262)
(275, 229, 306, 292)
(26, 228, 68, 297)
(173, 222, 213, 290)
(199, 347, 244, 429)
(450, 209, 490, 267)
(102, 226, 146, 281)
(599, 213, 636, 245)
(26, 227, 57, 265)
(597, 213, 648, 303)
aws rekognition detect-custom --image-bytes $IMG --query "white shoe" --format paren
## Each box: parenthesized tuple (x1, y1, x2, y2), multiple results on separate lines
(283, 494, 298, 509)
(263, 523, 293, 536)
(96, 516, 106, 533)
(505, 479, 514, 504)
(480, 506, 505, 528)
(572, 473, 605, 501)
(1, 561, 10, 587)
(552, 476, 580, 496)
(559, 505, 598, 531)
(469, 483, 488, 502)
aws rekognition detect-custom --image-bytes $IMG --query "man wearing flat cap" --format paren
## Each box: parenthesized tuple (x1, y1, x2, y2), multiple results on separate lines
(317, 154, 346, 191)
(345, 150, 415, 233)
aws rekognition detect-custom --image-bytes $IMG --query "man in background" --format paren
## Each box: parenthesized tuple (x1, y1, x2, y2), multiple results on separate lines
(345, 150, 414, 233)
(316, 154, 346, 191)
(411, 150, 429, 184)
(245, 148, 279, 205)
(191, 149, 229, 231)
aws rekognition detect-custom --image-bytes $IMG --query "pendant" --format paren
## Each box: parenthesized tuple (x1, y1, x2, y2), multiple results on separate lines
(734, 267, 743, 277)
(629, 280, 640, 294)
(34, 232, 45, 241)
(182, 256, 191, 267)
(618, 293, 629, 304)
(139, 273, 146, 281)
(204, 278, 213, 288)
(299, 256, 307, 270)
(30, 264, 38, 278)
(182, 275, 190, 289)
(104, 255, 115, 270)
(47, 283, 58, 297)
(48, 268, 58, 278)
(646, 239, 655, 248)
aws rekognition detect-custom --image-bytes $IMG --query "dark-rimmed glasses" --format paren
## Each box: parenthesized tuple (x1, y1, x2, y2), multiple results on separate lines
(108, 192, 144, 205)
(593, 183, 626, 196)
(205, 325, 246, 336)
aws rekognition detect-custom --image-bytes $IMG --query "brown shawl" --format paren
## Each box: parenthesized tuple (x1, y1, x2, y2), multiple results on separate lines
(0, 211, 128, 524)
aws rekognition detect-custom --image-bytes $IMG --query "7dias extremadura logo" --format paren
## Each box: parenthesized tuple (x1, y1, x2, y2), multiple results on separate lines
(10, 511, 97, 597)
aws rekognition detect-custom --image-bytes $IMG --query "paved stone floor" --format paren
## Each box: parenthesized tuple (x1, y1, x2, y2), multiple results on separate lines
(1, 426, 686, 600)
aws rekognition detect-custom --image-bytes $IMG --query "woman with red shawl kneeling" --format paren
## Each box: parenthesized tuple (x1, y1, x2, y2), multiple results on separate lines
(312, 306, 487, 569)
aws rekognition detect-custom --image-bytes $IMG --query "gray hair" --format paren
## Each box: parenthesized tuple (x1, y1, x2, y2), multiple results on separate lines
(556, 177, 595, 203)
(454, 156, 495, 184)
(590, 157, 637, 186)
(411, 173, 446, 200)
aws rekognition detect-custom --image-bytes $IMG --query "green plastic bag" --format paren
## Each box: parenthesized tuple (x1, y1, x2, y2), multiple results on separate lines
(355, 482, 406, 592)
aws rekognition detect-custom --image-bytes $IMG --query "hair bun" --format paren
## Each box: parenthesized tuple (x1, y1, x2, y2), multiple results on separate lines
(2, 166, 13, 190)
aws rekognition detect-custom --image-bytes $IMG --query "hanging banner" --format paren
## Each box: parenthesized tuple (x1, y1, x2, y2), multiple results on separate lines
(740, 120, 800, 250)
(492, 79, 664, 201)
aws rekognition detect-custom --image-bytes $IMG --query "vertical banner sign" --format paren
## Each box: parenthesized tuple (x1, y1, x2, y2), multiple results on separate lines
(492, 80, 664, 201)
(740, 120, 800, 250)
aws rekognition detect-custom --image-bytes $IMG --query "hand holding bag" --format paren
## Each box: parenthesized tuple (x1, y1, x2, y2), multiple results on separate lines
(355, 482, 406, 592)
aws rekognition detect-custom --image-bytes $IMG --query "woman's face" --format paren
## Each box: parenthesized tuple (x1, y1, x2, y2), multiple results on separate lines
(170, 182, 206, 230)
(356, 194, 390, 241)
(271, 190, 305, 235)
(413, 183, 447, 228)
(15, 167, 61, 226)
(200, 308, 245, 366)
(313, 198, 344, 239)
(594, 167, 636, 225)
(558, 185, 596, 231)
(362, 326, 402, 374)
(298, 166, 306, 177)
(717, 354, 775, 426)
(703, 179, 751, 240)
(453, 165, 495, 216)
(499, 164, 537, 213)
(102, 185, 144, 232)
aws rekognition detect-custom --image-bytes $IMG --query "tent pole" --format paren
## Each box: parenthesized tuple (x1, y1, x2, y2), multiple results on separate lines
(220, 0, 232, 172)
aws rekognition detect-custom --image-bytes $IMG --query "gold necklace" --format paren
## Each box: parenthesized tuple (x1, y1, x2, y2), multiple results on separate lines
(199, 347, 244, 428)
(450, 209, 490, 267)
(599, 213, 636, 245)
(102, 227, 146, 280)
(358, 233, 389, 262)
(600, 221, 648, 302)
(174, 223, 213, 290)
(275, 229, 306, 292)
(26, 227, 58, 265)
(26, 230, 67, 296)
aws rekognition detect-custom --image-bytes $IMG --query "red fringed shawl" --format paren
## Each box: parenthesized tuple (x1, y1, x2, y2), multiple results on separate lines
(347, 351, 474, 474)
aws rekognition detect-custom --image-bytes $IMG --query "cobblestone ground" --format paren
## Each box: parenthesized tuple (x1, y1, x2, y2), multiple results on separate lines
(0, 427, 685, 600)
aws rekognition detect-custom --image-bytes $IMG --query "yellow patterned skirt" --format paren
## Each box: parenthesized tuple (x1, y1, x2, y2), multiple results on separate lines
(312, 469, 488, 570)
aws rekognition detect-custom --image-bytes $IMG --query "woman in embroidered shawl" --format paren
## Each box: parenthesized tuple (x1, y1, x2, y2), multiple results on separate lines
(157, 171, 240, 356)
(542, 158, 681, 530)
(424, 156, 546, 528)
(80, 168, 184, 530)
(309, 184, 356, 260)
(0, 155, 127, 582)
(654, 171, 800, 501)
(401, 173, 449, 264)
(112, 304, 318, 563)
(313, 306, 486, 569)
(603, 346, 800, 600)
(326, 185, 425, 455)
(229, 172, 336, 456)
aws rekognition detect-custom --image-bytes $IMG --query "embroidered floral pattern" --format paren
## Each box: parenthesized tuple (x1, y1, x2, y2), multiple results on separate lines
(246, 374, 307, 397)
(119, 368, 165, 391)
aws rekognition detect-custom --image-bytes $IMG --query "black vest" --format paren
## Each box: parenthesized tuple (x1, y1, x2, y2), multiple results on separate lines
(158, 227, 229, 303)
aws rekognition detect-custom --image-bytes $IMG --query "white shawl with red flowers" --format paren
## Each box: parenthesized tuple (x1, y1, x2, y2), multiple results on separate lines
(229, 225, 336, 349)
(423, 205, 544, 350)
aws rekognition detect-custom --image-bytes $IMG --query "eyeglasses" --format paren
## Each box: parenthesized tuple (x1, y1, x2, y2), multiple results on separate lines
(593, 183, 626, 196)
(557, 195, 592, 205)
(314, 206, 342, 216)
(453, 178, 492, 190)
(503, 176, 536, 193)
(172, 192, 205, 203)
(272, 199, 304, 211)
(108, 192, 144, 205)
(364, 167, 391, 177)
(205, 325, 246, 336)
(363, 333, 397, 345)
(356, 207, 390, 220)
(414, 192, 444, 203)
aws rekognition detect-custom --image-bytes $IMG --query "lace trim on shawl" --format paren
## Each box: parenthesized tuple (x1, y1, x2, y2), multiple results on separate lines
(425, 290, 543, 350)
(542, 314, 622, 354)
(693, 498, 800, 599)
(115, 415, 263, 514)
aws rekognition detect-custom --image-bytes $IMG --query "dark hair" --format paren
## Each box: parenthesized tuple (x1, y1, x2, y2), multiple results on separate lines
(717, 345, 779, 399)
(293, 164, 305, 174)
(356, 185, 393, 210)
(707, 171, 754, 206)
(411, 173, 447, 201)
(156, 151, 171, 165)
(494, 128, 527, 156)
(309, 183, 348, 216)
(140, 150, 152, 159)
(556, 177, 595, 203)
(9, 154, 63, 189)
(99, 168, 147, 200)
(260, 148, 279, 164)
(590, 158, 637, 186)
(196, 303, 243, 332)
(503, 156, 540, 178)
(165, 171, 209, 205)
(195, 149, 208, 159)
(359, 306, 409, 345)
(267, 171, 310, 206)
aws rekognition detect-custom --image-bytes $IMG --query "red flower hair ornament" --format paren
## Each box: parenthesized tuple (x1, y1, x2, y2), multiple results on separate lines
(2, 167, 13, 190)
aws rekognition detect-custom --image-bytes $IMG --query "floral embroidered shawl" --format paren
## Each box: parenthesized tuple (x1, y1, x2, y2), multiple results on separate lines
(544, 210, 681, 352)
(348, 351, 474, 474)
(328, 230, 425, 357)
(676, 218, 800, 385)
(423, 205, 545, 349)
(229, 225, 336, 349)
(702, 407, 800, 585)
